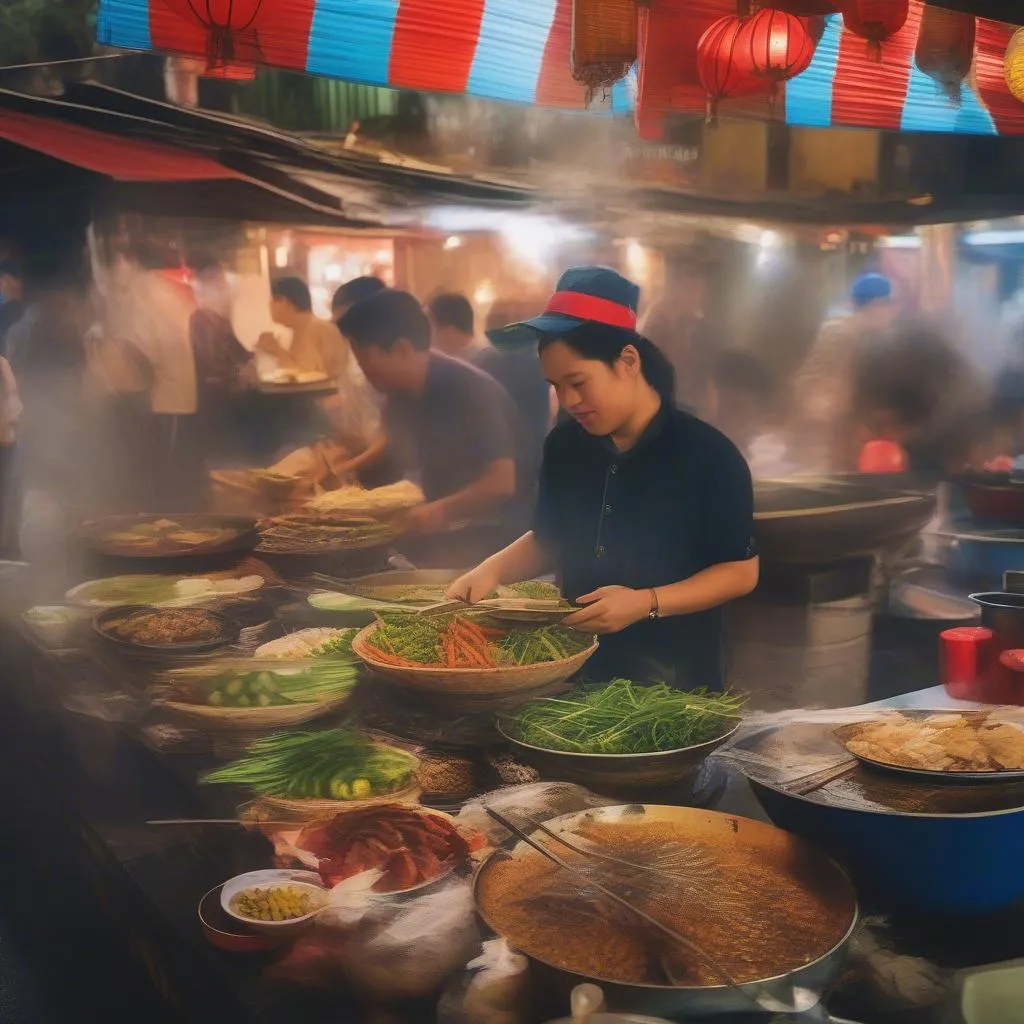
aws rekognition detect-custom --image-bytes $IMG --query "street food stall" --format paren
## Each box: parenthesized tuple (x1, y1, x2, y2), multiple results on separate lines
(5, 1, 1024, 1022)
(1, 467, 1023, 1024)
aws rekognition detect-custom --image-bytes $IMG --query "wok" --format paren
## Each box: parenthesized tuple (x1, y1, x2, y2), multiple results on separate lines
(474, 804, 858, 1018)
(754, 478, 936, 564)
(77, 513, 258, 560)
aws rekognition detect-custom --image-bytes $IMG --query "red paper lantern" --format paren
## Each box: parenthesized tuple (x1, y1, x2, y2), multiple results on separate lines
(915, 7, 976, 103)
(743, 7, 816, 85)
(841, 0, 909, 59)
(697, 15, 765, 123)
(163, 0, 268, 66)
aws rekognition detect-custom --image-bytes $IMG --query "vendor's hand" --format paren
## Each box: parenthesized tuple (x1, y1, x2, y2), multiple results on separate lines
(446, 564, 500, 604)
(256, 332, 283, 356)
(403, 501, 449, 535)
(563, 586, 649, 635)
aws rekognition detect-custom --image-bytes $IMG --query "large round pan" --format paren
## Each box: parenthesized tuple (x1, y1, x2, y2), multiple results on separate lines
(473, 804, 858, 1019)
(78, 513, 258, 559)
(833, 714, 1024, 784)
(754, 479, 935, 564)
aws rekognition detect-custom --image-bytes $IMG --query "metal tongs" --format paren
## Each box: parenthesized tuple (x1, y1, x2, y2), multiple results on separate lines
(483, 806, 830, 1019)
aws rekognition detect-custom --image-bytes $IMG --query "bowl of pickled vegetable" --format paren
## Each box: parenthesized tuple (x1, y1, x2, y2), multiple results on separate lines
(221, 869, 327, 935)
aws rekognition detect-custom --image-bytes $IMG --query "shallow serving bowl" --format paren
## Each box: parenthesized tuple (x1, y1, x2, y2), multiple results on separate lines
(498, 719, 741, 795)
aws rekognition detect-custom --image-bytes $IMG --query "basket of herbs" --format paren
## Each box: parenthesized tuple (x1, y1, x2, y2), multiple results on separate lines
(499, 680, 745, 793)
(351, 612, 597, 696)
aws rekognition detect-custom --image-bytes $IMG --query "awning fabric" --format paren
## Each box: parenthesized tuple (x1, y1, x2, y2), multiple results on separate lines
(96, 0, 1024, 136)
(0, 108, 241, 181)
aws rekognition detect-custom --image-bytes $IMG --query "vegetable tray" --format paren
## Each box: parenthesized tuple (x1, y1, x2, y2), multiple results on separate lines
(160, 695, 354, 732)
(258, 783, 423, 822)
(352, 622, 597, 696)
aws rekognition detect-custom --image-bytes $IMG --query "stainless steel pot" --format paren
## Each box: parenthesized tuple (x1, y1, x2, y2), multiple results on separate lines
(971, 591, 1024, 649)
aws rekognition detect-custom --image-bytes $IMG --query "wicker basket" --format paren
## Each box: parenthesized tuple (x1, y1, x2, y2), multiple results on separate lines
(258, 784, 423, 822)
(161, 693, 353, 732)
(352, 623, 598, 696)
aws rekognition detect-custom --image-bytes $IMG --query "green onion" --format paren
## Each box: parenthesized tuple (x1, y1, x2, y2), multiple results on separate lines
(509, 680, 745, 754)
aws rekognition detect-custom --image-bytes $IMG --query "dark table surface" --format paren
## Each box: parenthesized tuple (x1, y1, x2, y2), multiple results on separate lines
(0, 603, 1020, 1024)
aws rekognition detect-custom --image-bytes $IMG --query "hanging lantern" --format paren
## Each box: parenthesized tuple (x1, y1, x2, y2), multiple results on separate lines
(163, 0, 268, 68)
(841, 0, 909, 60)
(754, 1, 838, 14)
(571, 0, 638, 92)
(915, 7, 976, 103)
(697, 14, 765, 124)
(742, 7, 816, 87)
(1005, 27, 1024, 104)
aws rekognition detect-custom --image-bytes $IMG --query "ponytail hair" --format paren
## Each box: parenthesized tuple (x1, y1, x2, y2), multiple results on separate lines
(539, 323, 676, 404)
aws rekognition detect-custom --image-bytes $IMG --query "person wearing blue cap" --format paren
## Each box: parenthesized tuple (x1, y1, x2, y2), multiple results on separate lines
(792, 270, 898, 471)
(447, 266, 759, 690)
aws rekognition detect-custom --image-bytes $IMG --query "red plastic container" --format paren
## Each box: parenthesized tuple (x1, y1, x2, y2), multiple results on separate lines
(996, 649, 1024, 705)
(940, 626, 994, 700)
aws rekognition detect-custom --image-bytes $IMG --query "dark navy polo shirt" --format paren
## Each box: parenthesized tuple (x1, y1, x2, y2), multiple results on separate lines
(533, 403, 756, 690)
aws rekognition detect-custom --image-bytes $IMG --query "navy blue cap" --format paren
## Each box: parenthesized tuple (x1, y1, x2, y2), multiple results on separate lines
(486, 266, 641, 348)
(851, 272, 892, 308)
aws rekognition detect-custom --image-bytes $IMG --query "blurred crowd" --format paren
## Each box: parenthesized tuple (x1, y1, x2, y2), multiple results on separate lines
(0, 233, 1021, 567)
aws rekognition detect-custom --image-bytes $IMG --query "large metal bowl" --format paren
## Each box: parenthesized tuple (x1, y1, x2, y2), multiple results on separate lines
(473, 804, 858, 1019)
(497, 720, 740, 796)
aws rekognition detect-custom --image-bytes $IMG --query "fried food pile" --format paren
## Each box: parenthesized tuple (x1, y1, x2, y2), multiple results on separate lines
(110, 608, 223, 645)
(842, 713, 1024, 772)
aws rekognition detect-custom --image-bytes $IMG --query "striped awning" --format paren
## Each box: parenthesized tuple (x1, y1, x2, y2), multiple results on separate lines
(97, 0, 1024, 135)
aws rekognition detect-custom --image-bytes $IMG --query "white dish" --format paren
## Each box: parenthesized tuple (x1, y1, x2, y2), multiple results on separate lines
(65, 574, 265, 609)
(220, 869, 327, 935)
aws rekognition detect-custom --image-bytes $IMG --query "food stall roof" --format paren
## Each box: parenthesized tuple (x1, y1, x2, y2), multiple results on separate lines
(0, 108, 240, 183)
(96, 1, 1024, 136)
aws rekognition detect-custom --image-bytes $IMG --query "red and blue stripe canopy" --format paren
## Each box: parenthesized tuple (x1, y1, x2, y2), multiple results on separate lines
(97, 0, 1024, 135)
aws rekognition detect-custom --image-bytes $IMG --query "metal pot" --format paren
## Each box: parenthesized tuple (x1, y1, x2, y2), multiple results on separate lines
(473, 805, 858, 1018)
(970, 591, 1024, 649)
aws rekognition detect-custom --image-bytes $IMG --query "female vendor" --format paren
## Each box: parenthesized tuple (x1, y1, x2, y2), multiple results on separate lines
(447, 267, 759, 690)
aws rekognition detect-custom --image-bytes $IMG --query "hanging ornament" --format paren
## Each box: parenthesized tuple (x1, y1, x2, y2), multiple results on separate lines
(742, 7, 816, 88)
(754, 1, 838, 14)
(571, 0, 637, 93)
(841, 0, 909, 60)
(162, 0, 268, 69)
(915, 7, 976, 104)
(697, 14, 766, 124)
(1005, 27, 1024, 105)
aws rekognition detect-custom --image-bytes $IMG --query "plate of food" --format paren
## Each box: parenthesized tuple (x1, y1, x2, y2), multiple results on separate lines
(220, 869, 327, 936)
(202, 727, 422, 817)
(305, 480, 424, 518)
(94, 604, 239, 659)
(66, 573, 265, 609)
(272, 804, 483, 895)
(835, 711, 1024, 781)
(77, 514, 258, 558)
(159, 656, 361, 729)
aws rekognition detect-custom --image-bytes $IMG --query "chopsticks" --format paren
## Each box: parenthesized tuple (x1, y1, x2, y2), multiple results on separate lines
(482, 807, 748, 996)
